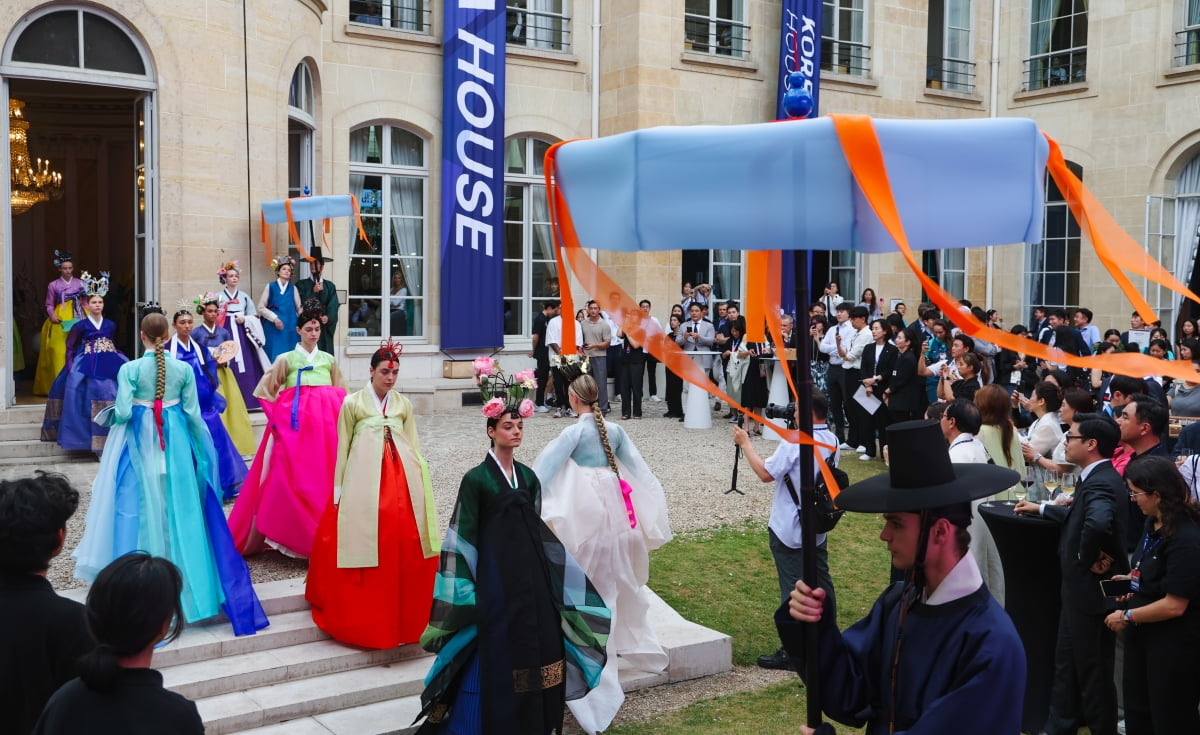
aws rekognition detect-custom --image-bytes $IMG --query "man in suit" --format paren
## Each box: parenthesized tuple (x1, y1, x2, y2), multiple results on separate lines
(675, 302, 715, 422)
(296, 247, 340, 355)
(819, 302, 856, 447)
(1016, 413, 1128, 735)
(1, 472, 93, 735)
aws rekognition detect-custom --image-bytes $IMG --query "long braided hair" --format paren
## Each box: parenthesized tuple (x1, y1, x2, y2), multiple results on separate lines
(569, 375, 619, 479)
(141, 313, 170, 401)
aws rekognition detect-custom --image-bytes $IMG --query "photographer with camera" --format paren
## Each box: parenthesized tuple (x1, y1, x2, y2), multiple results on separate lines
(733, 388, 840, 671)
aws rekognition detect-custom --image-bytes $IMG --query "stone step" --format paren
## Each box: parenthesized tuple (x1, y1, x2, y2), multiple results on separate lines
(0, 438, 81, 460)
(196, 657, 432, 734)
(0, 422, 43, 441)
(164, 638, 428, 700)
(0, 405, 44, 424)
(227, 696, 422, 735)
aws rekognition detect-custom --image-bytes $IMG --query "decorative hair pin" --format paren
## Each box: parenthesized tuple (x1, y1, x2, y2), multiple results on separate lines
(52, 249, 74, 268)
(81, 271, 110, 298)
(550, 353, 590, 384)
(271, 255, 296, 271)
(193, 292, 220, 314)
(473, 356, 535, 419)
(217, 260, 239, 283)
(376, 337, 403, 365)
(140, 301, 165, 319)
(300, 297, 325, 323)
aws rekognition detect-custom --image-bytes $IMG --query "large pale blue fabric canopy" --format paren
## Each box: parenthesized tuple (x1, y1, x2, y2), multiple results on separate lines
(261, 195, 357, 224)
(552, 116, 1049, 253)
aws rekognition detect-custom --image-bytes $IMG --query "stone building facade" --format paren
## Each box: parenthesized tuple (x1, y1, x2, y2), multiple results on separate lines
(2, 0, 1198, 404)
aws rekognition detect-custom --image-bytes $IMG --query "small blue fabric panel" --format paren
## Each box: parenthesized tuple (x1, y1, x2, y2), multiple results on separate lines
(261, 195, 356, 224)
(553, 116, 1049, 254)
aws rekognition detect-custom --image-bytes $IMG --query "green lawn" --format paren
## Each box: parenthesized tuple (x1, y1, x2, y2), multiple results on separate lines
(616, 458, 891, 734)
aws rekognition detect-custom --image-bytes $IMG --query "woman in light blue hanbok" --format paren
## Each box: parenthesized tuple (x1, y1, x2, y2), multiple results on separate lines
(72, 309, 268, 636)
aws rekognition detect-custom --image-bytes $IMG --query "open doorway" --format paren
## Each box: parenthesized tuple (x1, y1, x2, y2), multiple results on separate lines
(9, 80, 143, 403)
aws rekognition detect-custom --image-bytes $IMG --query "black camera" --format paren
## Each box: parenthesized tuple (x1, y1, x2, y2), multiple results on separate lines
(765, 402, 795, 420)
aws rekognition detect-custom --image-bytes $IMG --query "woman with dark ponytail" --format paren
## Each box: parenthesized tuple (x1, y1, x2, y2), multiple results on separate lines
(72, 309, 267, 636)
(532, 373, 672, 734)
(32, 553, 202, 734)
(229, 299, 346, 559)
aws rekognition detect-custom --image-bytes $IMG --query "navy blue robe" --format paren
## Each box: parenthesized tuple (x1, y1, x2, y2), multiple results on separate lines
(777, 582, 1025, 734)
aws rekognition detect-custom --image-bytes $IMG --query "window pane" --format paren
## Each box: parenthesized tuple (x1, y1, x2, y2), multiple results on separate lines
(504, 261, 524, 297)
(505, 137, 527, 175)
(348, 296, 383, 337)
(350, 126, 383, 163)
(391, 128, 424, 166)
(1046, 241, 1066, 271)
(83, 13, 144, 74)
(504, 184, 525, 223)
(504, 298, 524, 335)
(12, 11, 80, 67)
(712, 265, 741, 301)
(943, 247, 965, 269)
(391, 218, 423, 258)
(532, 224, 555, 261)
(504, 222, 524, 260)
(532, 139, 550, 175)
(532, 262, 558, 299)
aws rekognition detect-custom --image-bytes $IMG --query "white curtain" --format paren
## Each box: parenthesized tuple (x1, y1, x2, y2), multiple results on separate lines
(528, 0, 562, 49)
(1174, 156, 1200, 302)
(393, 0, 420, 31)
(1190, 0, 1200, 26)
(390, 133, 424, 336)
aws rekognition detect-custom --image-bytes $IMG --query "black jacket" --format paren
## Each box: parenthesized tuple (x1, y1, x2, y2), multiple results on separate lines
(861, 342, 899, 399)
(1043, 461, 1130, 616)
(886, 349, 924, 414)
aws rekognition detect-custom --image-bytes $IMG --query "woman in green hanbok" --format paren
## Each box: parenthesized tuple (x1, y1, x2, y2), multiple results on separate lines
(416, 364, 610, 734)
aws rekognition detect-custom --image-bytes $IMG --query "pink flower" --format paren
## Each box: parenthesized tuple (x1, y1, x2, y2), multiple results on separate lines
(482, 397, 506, 418)
(518, 399, 536, 418)
(513, 368, 535, 383)
(473, 356, 496, 376)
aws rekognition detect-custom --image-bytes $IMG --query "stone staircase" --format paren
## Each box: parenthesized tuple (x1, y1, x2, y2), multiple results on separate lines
(0, 405, 88, 466)
(63, 577, 732, 735)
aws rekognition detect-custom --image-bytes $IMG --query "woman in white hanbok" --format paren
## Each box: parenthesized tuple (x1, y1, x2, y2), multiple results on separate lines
(533, 373, 672, 734)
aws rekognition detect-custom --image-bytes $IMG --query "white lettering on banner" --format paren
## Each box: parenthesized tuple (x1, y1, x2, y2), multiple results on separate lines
(782, 9, 817, 95)
(452, 22, 499, 255)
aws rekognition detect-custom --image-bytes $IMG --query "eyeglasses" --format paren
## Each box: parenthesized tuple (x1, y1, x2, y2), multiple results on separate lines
(1064, 434, 1086, 442)
(1129, 490, 1152, 499)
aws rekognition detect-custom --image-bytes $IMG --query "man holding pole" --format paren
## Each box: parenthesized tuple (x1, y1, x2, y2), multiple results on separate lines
(778, 421, 1025, 734)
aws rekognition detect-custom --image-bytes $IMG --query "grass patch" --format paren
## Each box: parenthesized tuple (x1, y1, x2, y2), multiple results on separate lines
(627, 458, 890, 733)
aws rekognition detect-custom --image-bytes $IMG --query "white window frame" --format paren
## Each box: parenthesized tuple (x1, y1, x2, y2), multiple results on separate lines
(1026, 0, 1087, 90)
(940, 248, 967, 299)
(683, 0, 749, 58)
(1175, 0, 1200, 66)
(287, 63, 317, 274)
(349, 0, 431, 33)
(347, 123, 429, 342)
(503, 136, 558, 340)
(708, 250, 744, 305)
(507, 1, 571, 51)
(1146, 195, 1179, 337)
(822, 0, 870, 77)
(927, 0, 973, 92)
(1025, 166, 1083, 317)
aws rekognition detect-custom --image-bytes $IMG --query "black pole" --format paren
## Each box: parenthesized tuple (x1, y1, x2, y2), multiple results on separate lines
(726, 417, 745, 495)
(795, 251, 820, 728)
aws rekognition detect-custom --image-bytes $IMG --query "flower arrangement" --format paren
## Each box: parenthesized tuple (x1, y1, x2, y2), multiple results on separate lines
(218, 260, 239, 283)
(193, 292, 220, 315)
(474, 356, 536, 419)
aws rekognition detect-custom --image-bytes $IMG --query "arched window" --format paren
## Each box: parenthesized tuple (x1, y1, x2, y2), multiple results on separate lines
(503, 135, 557, 337)
(4, 7, 153, 84)
(348, 124, 427, 340)
(287, 63, 317, 271)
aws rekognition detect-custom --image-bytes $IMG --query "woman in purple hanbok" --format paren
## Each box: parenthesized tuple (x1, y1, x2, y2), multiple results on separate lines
(33, 250, 85, 396)
(215, 261, 270, 411)
(41, 272, 129, 453)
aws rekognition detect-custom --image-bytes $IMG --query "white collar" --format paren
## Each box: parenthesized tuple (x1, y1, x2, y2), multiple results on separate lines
(276, 279, 290, 290)
(370, 388, 390, 414)
(488, 450, 518, 488)
(87, 314, 103, 329)
(60, 276, 75, 285)
(169, 335, 203, 363)
(924, 551, 983, 605)
(199, 323, 217, 335)
(297, 343, 320, 362)
(948, 432, 978, 449)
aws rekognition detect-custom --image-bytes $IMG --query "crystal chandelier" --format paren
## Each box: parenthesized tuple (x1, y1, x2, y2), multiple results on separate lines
(9, 98, 63, 215)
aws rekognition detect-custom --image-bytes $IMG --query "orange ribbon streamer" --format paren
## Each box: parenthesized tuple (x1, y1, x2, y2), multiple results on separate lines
(828, 114, 1200, 386)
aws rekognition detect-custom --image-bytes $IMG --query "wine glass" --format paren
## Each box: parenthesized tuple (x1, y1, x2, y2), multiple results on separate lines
(1060, 472, 1077, 499)
(1043, 469, 1061, 501)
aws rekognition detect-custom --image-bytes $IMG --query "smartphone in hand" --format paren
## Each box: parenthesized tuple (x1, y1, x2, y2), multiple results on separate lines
(1100, 578, 1132, 597)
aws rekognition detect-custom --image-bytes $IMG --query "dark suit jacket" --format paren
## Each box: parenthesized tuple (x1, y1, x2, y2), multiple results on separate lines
(1043, 461, 1130, 616)
(887, 349, 924, 413)
(861, 342, 899, 398)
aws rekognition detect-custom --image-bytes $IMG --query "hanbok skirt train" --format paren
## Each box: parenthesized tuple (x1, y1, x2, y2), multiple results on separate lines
(201, 400, 248, 501)
(72, 403, 268, 635)
(306, 441, 438, 648)
(215, 364, 256, 455)
(228, 324, 267, 411)
(41, 357, 123, 453)
(228, 384, 345, 559)
(33, 301, 73, 395)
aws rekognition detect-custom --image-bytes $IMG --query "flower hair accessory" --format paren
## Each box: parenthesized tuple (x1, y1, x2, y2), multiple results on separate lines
(474, 356, 536, 419)
(52, 250, 74, 268)
(217, 260, 239, 284)
(194, 292, 220, 315)
(81, 271, 110, 298)
(375, 338, 403, 368)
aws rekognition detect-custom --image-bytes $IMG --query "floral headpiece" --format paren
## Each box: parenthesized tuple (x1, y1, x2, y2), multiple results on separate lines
(217, 260, 239, 284)
(474, 356, 535, 419)
(271, 255, 296, 272)
(139, 301, 164, 319)
(52, 249, 74, 268)
(375, 338, 403, 368)
(550, 353, 590, 385)
(81, 271, 109, 298)
(194, 292, 220, 315)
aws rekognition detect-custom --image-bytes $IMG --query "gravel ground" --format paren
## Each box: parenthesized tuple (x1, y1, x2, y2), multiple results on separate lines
(6, 392, 820, 726)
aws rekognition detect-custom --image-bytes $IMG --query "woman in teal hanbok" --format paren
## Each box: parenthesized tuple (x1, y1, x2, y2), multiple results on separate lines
(417, 366, 611, 735)
(71, 309, 267, 636)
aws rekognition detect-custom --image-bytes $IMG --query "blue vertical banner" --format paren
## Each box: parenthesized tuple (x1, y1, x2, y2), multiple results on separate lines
(440, 0, 507, 350)
(777, 0, 822, 315)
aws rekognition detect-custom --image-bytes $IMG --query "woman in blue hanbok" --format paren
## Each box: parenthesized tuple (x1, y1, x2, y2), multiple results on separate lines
(257, 256, 301, 361)
(71, 309, 268, 636)
(41, 274, 128, 454)
(170, 305, 248, 501)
